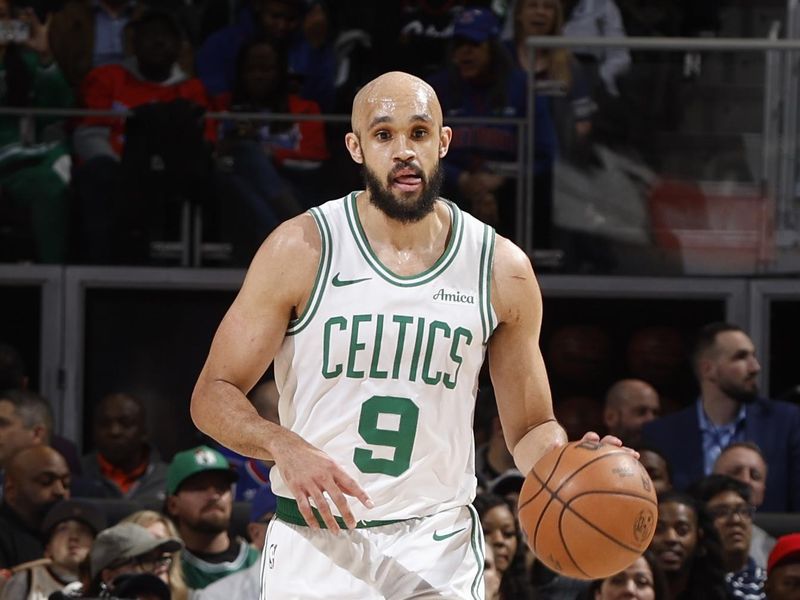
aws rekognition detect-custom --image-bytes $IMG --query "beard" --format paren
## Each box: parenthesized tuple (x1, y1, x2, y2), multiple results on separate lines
(362, 161, 444, 224)
(187, 505, 230, 535)
(719, 379, 759, 404)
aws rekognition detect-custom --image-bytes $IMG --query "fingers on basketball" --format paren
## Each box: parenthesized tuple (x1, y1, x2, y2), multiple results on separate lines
(517, 440, 658, 580)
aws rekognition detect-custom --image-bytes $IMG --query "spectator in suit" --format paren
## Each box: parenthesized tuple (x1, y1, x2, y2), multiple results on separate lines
(0, 499, 105, 599)
(765, 534, 800, 600)
(77, 392, 168, 503)
(0, 446, 70, 568)
(164, 445, 258, 590)
(603, 378, 661, 446)
(714, 441, 775, 569)
(693, 474, 766, 600)
(649, 490, 729, 600)
(642, 322, 800, 512)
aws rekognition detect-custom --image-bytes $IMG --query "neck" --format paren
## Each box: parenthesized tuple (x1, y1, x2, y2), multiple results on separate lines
(138, 61, 173, 83)
(700, 386, 742, 425)
(7, 500, 40, 530)
(179, 526, 231, 555)
(357, 193, 447, 268)
(665, 569, 690, 600)
(102, 445, 145, 472)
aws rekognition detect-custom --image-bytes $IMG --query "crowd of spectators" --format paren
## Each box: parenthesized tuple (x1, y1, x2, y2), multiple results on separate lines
(4, 317, 797, 599)
(0, 0, 750, 269)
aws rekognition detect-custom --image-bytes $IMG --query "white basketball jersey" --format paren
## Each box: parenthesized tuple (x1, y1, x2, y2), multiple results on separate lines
(271, 192, 497, 522)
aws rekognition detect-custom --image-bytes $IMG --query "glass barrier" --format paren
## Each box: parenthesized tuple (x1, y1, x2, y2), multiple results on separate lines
(2, 34, 800, 277)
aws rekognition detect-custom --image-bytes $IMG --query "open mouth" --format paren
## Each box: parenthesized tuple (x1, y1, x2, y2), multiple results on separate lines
(391, 168, 424, 193)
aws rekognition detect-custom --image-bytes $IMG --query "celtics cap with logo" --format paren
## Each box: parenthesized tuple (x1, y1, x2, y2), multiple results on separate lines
(166, 445, 238, 495)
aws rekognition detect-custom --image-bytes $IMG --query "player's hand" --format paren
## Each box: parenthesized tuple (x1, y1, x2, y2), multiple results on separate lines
(578, 431, 639, 459)
(270, 431, 374, 533)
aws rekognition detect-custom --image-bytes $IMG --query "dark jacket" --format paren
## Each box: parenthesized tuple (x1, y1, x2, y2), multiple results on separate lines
(642, 398, 800, 512)
(0, 502, 44, 569)
(76, 445, 168, 503)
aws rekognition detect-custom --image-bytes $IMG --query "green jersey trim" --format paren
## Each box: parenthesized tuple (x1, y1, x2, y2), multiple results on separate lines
(344, 192, 465, 287)
(468, 504, 485, 600)
(286, 207, 332, 336)
(478, 225, 497, 345)
(275, 496, 405, 529)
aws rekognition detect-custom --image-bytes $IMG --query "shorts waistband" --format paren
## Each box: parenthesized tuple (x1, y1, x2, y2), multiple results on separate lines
(276, 496, 405, 529)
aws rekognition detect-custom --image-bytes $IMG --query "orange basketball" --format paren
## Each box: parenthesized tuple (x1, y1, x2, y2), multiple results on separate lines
(518, 441, 658, 580)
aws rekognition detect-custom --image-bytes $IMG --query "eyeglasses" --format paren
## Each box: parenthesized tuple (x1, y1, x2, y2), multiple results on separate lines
(135, 554, 173, 572)
(110, 553, 173, 573)
(707, 504, 756, 521)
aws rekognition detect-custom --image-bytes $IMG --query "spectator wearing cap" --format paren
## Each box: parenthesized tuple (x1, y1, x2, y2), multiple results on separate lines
(693, 474, 766, 600)
(76, 393, 168, 503)
(0, 499, 105, 599)
(766, 534, 800, 600)
(164, 445, 258, 590)
(85, 522, 182, 597)
(195, 484, 277, 600)
(427, 7, 556, 241)
(121, 510, 190, 600)
(0, 446, 71, 569)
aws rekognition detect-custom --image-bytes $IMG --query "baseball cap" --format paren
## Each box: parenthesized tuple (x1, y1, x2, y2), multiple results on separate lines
(768, 533, 800, 574)
(250, 484, 278, 523)
(90, 522, 183, 579)
(41, 500, 107, 539)
(452, 8, 499, 44)
(166, 445, 238, 496)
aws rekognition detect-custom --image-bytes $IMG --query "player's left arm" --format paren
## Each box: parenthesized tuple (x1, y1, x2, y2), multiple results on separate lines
(488, 237, 628, 475)
(488, 236, 567, 476)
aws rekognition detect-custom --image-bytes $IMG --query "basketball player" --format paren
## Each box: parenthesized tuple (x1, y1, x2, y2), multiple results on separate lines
(191, 71, 622, 598)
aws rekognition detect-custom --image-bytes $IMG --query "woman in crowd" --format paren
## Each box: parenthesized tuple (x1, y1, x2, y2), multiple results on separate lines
(121, 510, 189, 600)
(473, 492, 535, 600)
(584, 552, 669, 600)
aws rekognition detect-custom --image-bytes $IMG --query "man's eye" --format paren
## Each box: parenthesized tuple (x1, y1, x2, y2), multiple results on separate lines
(375, 131, 390, 140)
(413, 129, 428, 138)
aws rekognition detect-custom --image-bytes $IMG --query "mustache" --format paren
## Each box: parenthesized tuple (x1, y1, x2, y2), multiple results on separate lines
(389, 163, 425, 180)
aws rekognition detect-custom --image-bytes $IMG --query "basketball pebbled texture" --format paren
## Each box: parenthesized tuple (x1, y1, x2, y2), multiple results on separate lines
(518, 440, 658, 580)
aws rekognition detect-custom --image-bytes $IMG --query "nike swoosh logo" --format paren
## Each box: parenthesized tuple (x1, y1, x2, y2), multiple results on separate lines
(432, 527, 466, 541)
(332, 273, 371, 287)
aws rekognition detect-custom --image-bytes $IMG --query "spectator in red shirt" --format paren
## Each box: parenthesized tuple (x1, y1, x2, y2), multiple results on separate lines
(72, 9, 211, 264)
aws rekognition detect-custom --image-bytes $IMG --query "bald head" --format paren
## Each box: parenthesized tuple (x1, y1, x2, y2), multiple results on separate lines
(5, 445, 70, 526)
(603, 379, 660, 445)
(351, 72, 443, 137)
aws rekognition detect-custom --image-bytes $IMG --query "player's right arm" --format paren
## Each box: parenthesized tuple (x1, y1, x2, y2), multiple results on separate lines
(191, 214, 371, 532)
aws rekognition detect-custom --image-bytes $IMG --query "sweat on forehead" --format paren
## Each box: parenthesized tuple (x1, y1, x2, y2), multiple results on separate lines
(351, 72, 442, 133)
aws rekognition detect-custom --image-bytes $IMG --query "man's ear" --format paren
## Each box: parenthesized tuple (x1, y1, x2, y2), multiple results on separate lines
(439, 126, 453, 158)
(345, 132, 363, 164)
(602, 407, 617, 430)
(31, 424, 48, 445)
(165, 495, 179, 518)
